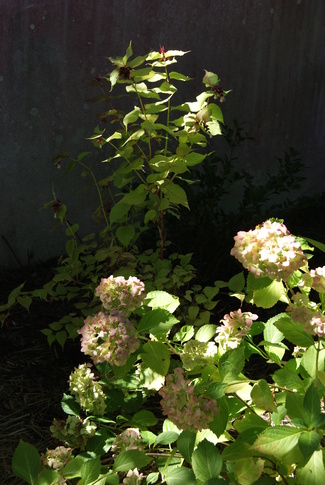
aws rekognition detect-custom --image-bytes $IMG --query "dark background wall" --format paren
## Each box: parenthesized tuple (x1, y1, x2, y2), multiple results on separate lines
(1, 0, 324, 267)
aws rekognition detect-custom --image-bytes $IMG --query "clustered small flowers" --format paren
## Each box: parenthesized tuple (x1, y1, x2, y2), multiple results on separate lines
(215, 309, 258, 352)
(231, 220, 307, 281)
(41, 446, 72, 470)
(288, 293, 325, 338)
(95, 276, 146, 314)
(50, 416, 97, 450)
(123, 468, 144, 485)
(181, 340, 217, 370)
(69, 363, 106, 415)
(111, 428, 144, 455)
(299, 266, 325, 293)
(159, 368, 218, 432)
(78, 310, 139, 366)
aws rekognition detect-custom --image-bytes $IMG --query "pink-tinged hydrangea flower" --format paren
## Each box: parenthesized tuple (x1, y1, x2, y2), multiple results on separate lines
(215, 309, 258, 352)
(159, 368, 218, 432)
(231, 220, 307, 281)
(69, 363, 106, 416)
(299, 267, 325, 293)
(95, 276, 146, 314)
(123, 468, 144, 485)
(111, 428, 144, 455)
(50, 416, 97, 450)
(181, 340, 218, 370)
(289, 293, 325, 338)
(78, 311, 139, 366)
(41, 446, 72, 470)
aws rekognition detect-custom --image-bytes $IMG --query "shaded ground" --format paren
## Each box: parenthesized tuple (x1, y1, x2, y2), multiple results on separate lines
(0, 266, 82, 484)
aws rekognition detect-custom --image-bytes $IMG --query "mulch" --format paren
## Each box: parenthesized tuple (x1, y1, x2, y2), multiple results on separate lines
(0, 265, 83, 484)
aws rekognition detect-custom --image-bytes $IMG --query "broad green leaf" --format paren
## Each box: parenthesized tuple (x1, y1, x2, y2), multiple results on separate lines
(263, 319, 285, 363)
(253, 279, 286, 309)
(219, 346, 245, 383)
(209, 396, 229, 437)
(195, 324, 217, 342)
(298, 430, 321, 457)
(37, 469, 61, 485)
(131, 410, 158, 427)
(252, 426, 303, 461)
(138, 308, 179, 338)
(140, 341, 170, 375)
(17, 294, 33, 311)
(163, 183, 189, 208)
(191, 439, 223, 482)
(202, 70, 220, 87)
(116, 225, 135, 246)
(12, 440, 41, 484)
(296, 449, 325, 484)
(120, 184, 147, 206)
(234, 411, 269, 435)
(233, 457, 264, 485)
(61, 393, 81, 416)
(155, 431, 179, 445)
(303, 384, 325, 428)
(146, 290, 180, 313)
(301, 346, 325, 378)
(251, 379, 277, 412)
(164, 467, 196, 485)
(286, 392, 305, 422)
(272, 368, 305, 393)
(62, 456, 85, 478)
(113, 450, 152, 472)
(274, 317, 314, 347)
(304, 237, 325, 253)
(177, 430, 196, 463)
(222, 439, 253, 461)
(81, 458, 101, 485)
(109, 202, 130, 224)
(228, 272, 245, 292)
(86, 429, 115, 455)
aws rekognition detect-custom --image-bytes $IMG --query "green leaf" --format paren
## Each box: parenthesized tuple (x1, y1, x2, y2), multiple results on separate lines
(138, 308, 179, 339)
(228, 272, 245, 292)
(195, 324, 217, 342)
(298, 430, 321, 457)
(155, 431, 179, 445)
(301, 346, 325, 378)
(109, 202, 130, 224)
(263, 319, 285, 363)
(61, 393, 81, 416)
(222, 439, 253, 461)
(123, 107, 142, 129)
(251, 379, 277, 412)
(272, 368, 305, 393)
(209, 396, 229, 437)
(177, 430, 196, 463)
(296, 449, 325, 485)
(191, 439, 223, 482)
(233, 457, 264, 485)
(274, 316, 314, 347)
(253, 279, 286, 309)
(116, 225, 135, 246)
(17, 294, 33, 311)
(37, 469, 61, 485)
(62, 456, 84, 478)
(81, 458, 101, 485)
(162, 183, 189, 208)
(252, 426, 303, 461)
(219, 346, 245, 383)
(146, 290, 180, 313)
(131, 410, 158, 427)
(113, 450, 152, 472)
(86, 429, 115, 455)
(140, 341, 170, 375)
(165, 467, 196, 485)
(286, 392, 305, 422)
(12, 440, 41, 484)
(303, 384, 325, 428)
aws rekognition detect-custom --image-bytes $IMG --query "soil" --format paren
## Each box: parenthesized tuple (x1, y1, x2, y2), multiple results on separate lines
(0, 265, 83, 484)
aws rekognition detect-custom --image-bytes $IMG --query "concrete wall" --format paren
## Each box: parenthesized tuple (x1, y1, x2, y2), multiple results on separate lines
(1, 0, 324, 267)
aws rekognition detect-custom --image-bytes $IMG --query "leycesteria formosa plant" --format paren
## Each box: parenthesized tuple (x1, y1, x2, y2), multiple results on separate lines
(12, 219, 325, 484)
(0, 43, 228, 348)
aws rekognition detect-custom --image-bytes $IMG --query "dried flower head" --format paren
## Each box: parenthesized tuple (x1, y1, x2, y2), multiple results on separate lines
(41, 446, 72, 470)
(111, 428, 144, 455)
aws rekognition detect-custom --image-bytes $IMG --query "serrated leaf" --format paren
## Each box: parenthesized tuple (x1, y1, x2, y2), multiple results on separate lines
(296, 449, 325, 484)
(252, 426, 303, 460)
(219, 346, 245, 383)
(37, 469, 61, 485)
(195, 324, 217, 342)
(251, 379, 277, 412)
(163, 183, 189, 208)
(303, 384, 325, 428)
(233, 457, 264, 485)
(132, 410, 158, 427)
(61, 393, 81, 416)
(272, 368, 304, 392)
(81, 458, 101, 485)
(253, 279, 286, 309)
(140, 341, 170, 375)
(146, 291, 180, 313)
(191, 439, 223, 482)
(177, 430, 196, 463)
(155, 431, 179, 445)
(113, 450, 152, 472)
(274, 317, 314, 347)
(298, 430, 321, 457)
(12, 440, 41, 484)
(164, 466, 196, 485)
(138, 308, 179, 338)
